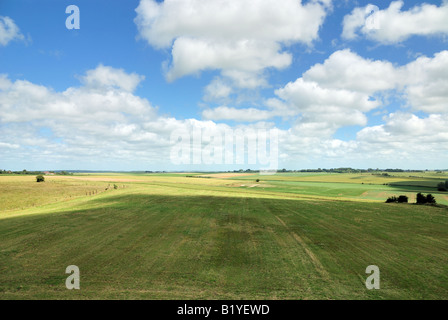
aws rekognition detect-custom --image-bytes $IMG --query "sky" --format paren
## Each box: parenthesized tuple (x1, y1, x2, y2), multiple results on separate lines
(0, 0, 447, 171)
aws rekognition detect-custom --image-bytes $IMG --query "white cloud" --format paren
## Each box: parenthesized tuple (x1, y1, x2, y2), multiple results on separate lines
(0, 78, 154, 124)
(357, 113, 448, 152)
(0, 66, 158, 157)
(277, 49, 448, 119)
(0, 142, 19, 149)
(342, 1, 448, 44)
(0, 66, 275, 169)
(404, 50, 448, 113)
(266, 48, 448, 144)
(135, 0, 331, 88)
(0, 16, 24, 46)
(202, 106, 272, 122)
(303, 49, 401, 93)
(275, 77, 378, 113)
(165, 38, 292, 84)
(80, 64, 145, 92)
(135, 0, 330, 48)
(1, 50, 448, 170)
(267, 50, 389, 137)
(203, 77, 233, 102)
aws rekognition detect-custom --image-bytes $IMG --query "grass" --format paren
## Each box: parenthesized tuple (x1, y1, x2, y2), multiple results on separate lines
(0, 176, 110, 211)
(0, 173, 447, 299)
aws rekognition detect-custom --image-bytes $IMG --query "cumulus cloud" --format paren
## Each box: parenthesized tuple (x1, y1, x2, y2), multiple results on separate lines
(0, 16, 24, 46)
(203, 78, 233, 102)
(357, 112, 448, 160)
(266, 50, 387, 137)
(80, 64, 145, 92)
(165, 38, 292, 85)
(275, 78, 378, 113)
(135, 0, 331, 87)
(1, 50, 447, 170)
(202, 106, 273, 122)
(265, 48, 448, 146)
(0, 66, 162, 167)
(404, 50, 448, 113)
(198, 47, 448, 140)
(303, 49, 401, 93)
(0, 79, 154, 123)
(342, 0, 448, 44)
(0, 66, 279, 169)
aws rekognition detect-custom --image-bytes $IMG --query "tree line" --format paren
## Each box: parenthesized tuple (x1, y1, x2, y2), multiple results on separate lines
(386, 193, 437, 205)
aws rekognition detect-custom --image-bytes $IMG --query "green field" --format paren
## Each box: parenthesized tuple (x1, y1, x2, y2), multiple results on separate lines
(1, 172, 447, 299)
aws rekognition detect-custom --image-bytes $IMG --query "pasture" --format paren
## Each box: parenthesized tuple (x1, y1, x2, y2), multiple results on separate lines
(0, 172, 447, 299)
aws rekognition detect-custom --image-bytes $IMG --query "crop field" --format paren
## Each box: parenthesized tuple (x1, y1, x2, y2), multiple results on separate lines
(1, 172, 447, 299)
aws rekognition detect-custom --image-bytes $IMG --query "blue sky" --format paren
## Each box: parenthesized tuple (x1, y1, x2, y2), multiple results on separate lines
(1, 0, 448, 171)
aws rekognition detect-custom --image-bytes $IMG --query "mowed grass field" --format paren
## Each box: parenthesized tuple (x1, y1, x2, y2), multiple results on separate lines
(0, 172, 447, 299)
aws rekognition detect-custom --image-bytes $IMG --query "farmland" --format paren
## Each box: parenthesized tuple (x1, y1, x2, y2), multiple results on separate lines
(0, 172, 447, 299)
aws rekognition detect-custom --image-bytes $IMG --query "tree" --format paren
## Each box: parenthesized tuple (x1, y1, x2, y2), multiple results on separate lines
(36, 175, 45, 183)
(385, 196, 397, 203)
(416, 193, 427, 204)
(426, 194, 436, 204)
(437, 182, 447, 191)
(416, 193, 437, 205)
(386, 195, 408, 203)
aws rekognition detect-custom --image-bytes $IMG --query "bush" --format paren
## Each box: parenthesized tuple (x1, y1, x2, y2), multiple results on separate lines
(416, 193, 437, 205)
(36, 175, 45, 183)
(416, 193, 427, 204)
(256, 179, 260, 182)
(113, 184, 118, 189)
(426, 194, 436, 204)
(385, 196, 397, 203)
(437, 182, 447, 191)
(386, 195, 408, 203)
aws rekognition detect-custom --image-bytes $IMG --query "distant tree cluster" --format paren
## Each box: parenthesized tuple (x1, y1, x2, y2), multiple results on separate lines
(386, 193, 437, 205)
(223, 168, 446, 174)
(416, 193, 436, 205)
(0, 169, 44, 175)
(58, 171, 73, 175)
(386, 195, 408, 203)
(0, 169, 73, 175)
(437, 181, 448, 191)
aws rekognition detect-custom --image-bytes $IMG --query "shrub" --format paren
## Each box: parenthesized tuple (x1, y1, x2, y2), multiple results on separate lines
(426, 194, 436, 204)
(416, 193, 437, 205)
(256, 179, 260, 182)
(386, 195, 408, 203)
(113, 184, 118, 189)
(36, 175, 45, 183)
(385, 196, 397, 203)
(437, 182, 447, 191)
(416, 193, 427, 204)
